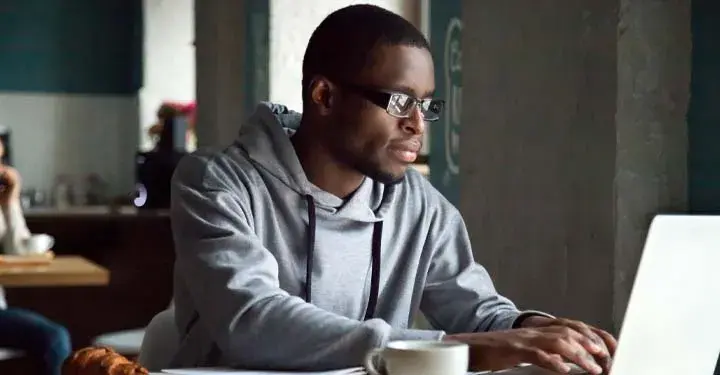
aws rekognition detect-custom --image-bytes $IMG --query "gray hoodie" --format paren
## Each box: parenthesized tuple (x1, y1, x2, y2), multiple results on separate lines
(169, 103, 532, 370)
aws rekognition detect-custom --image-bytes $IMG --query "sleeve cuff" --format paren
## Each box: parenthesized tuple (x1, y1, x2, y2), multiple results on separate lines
(4, 200, 29, 235)
(511, 310, 556, 328)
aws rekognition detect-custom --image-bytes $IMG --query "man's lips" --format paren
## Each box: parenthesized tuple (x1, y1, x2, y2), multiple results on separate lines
(388, 140, 422, 163)
(390, 140, 422, 153)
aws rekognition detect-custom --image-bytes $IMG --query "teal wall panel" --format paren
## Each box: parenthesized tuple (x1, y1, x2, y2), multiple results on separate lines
(0, 0, 142, 94)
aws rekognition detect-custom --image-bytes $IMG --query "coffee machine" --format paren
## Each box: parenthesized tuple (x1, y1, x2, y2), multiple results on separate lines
(134, 115, 187, 209)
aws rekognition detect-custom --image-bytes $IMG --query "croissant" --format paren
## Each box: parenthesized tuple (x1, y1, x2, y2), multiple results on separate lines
(62, 346, 149, 375)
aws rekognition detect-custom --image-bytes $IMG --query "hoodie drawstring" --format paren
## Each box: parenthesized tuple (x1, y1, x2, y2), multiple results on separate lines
(304, 195, 383, 320)
(305, 195, 317, 304)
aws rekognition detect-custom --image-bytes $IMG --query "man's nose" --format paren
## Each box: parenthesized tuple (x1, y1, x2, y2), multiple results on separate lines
(401, 107, 425, 135)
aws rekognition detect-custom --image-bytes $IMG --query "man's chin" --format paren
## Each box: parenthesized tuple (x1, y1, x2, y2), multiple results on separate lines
(384, 174, 406, 186)
(369, 168, 407, 185)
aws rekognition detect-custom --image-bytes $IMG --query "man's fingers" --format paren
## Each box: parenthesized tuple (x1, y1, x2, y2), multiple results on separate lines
(596, 355, 613, 374)
(592, 327, 618, 355)
(552, 339, 603, 375)
(561, 320, 609, 357)
(527, 348, 572, 374)
(544, 325, 604, 357)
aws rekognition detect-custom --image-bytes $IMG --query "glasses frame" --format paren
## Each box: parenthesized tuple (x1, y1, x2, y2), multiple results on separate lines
(337, 82, 445, 122)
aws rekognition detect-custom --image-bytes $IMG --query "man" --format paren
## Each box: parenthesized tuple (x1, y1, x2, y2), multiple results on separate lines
(169, 5, 615, 374)
(0, 138, 72, 375)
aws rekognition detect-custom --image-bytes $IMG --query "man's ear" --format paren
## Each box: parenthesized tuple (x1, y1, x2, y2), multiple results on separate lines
(308, 76, 335, 115)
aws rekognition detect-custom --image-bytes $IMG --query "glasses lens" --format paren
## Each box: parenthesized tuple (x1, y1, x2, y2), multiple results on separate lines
(388, 93, 415, 117)
(387, 94, 444, 121)
(421, 100, 444, 121)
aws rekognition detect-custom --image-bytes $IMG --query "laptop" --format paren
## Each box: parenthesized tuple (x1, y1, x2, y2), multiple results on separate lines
(493, 215, 720, 375)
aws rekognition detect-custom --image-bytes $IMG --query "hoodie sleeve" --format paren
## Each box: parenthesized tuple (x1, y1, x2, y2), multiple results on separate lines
(420, 204, 540, 333)
(171, 154, 442, 370)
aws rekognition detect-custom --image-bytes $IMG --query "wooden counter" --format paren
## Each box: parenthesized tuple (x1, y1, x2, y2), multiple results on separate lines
(0, 256, 109, 287)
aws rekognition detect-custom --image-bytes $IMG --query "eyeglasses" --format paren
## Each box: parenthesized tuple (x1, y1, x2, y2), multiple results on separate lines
(339, 82, 445, 122)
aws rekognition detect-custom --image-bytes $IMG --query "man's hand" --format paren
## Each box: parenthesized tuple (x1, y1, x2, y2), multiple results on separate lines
(445, 324, 612, 374)
(0, 165, 21, 207)
(519, 316, 617, 373)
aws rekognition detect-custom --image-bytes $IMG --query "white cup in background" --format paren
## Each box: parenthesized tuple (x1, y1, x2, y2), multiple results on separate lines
(22, 233, 55, 255)
(364, 340, 469, 375)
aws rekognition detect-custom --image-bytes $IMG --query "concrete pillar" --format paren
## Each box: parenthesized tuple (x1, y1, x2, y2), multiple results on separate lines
(194, 0, 247, 148)
(461, 0, 690, 332)
(614, 0, 691, 327)
(194, 0, 269, 148)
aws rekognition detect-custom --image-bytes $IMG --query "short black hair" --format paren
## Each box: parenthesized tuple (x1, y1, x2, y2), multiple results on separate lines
(301, 4, 430, 105)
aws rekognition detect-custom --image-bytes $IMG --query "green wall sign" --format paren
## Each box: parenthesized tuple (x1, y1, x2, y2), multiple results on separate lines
(244, 0, 270, 115)
(429, 0, 462, 205)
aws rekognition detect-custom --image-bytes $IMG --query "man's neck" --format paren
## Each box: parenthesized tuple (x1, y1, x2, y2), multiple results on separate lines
(291, 126, 364, 199)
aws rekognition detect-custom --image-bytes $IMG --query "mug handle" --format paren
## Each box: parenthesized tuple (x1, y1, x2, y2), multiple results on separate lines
(46, 235, 55, 251)
(363, 348, 384, 375)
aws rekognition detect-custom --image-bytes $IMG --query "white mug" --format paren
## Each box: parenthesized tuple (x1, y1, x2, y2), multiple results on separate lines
(22, 233, 55, 255)
(364, 340, 469, 375)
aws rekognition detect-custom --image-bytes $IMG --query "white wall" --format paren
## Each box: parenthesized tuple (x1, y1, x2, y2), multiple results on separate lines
(0, 93, 138, 196)
(269, 0, 419, 113)
(139, 0, 196, 151)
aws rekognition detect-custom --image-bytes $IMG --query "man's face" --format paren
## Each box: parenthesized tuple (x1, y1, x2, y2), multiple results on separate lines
(325, 45, 435, 184)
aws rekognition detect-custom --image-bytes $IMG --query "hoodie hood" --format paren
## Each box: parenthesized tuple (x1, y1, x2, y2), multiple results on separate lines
(236, 102, 394, 222)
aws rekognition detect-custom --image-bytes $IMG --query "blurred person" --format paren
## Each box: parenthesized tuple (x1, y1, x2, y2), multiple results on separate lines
(0, 138, 72, 375)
